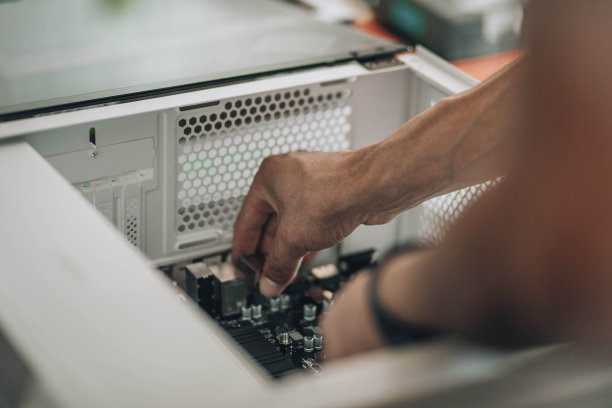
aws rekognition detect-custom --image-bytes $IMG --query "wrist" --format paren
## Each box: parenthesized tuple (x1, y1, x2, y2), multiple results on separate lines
(369, 250, 441, 345)
(376, 250, 434, 326)
(352, 102, 461, 221)
(324, 146, 387, 222)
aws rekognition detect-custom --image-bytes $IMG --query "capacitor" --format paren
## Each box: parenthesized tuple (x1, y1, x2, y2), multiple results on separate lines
(313, 333, 323, 351)
(303, 303, 317, 322)
(269, 296, 281, 312)
(278, 332, 292, 355)
(280, 294, 291, 310)
(322, 290, 334, 310)
(278, 332, 291, 346)
(303, 335, 314, 353)
(251, 304, 262, 319)
(241, 305, 251, 320)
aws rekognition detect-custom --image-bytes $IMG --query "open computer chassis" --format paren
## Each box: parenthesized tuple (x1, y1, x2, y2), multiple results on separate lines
(160, 249, 377, 379)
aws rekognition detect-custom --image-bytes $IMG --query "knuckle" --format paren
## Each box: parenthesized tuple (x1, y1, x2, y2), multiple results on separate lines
(261, 152, 301, 174)
(259, 155, 280, 174)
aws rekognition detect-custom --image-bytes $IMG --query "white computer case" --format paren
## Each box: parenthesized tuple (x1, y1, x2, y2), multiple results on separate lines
(0, 47, 484, 408)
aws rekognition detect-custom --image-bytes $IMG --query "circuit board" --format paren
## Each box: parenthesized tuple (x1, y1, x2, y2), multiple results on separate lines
(172, 249, 376, 379)
(219, 297, 325, 378)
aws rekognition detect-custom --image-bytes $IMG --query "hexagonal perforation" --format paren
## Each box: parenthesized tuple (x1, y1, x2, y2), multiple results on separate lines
(419, 178, 501, 246)
(175, 86, 353, 235)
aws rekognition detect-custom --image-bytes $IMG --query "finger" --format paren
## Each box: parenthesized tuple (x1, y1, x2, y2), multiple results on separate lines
(232, 186, 273, 265)
(257, 214, 279, 256)
(260, 232, 306, 297)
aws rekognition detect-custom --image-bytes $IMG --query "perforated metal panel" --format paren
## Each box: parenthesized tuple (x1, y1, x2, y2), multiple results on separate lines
(419, 179, 501, 246)
(74, 169, 153, 249)
(174, 86, 353, 236)
(124, 196, 140, 246)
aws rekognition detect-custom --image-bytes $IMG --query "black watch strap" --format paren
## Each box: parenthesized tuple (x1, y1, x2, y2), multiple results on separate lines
(369, 267, 441, 346)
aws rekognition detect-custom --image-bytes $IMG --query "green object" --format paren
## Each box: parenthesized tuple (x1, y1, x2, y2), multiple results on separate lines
(376, 0, 522, 60)
(390, 1, 426, 39)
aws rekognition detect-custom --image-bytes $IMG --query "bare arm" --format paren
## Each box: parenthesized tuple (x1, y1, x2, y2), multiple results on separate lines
(233, 55, 524, 296)
(361, 56, 524, 223)
(324, 0, 612, 358)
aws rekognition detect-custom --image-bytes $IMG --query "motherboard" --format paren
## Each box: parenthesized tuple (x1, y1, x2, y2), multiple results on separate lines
(165, 249, 375, 379)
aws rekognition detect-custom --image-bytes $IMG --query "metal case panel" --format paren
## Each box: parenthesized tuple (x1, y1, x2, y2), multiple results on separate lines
(21, 47, 476, 265)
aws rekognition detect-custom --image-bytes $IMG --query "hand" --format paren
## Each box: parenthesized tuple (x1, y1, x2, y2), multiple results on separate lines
(232, 150, 384, 296)
(231, 90, 495, 297)
(322, 250, 433, 360)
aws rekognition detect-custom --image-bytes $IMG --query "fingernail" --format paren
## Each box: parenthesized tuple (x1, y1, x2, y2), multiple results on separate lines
(260, 277, 280, 297)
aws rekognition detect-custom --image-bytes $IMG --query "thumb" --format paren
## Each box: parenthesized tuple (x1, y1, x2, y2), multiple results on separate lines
(260, 235, 305, 297)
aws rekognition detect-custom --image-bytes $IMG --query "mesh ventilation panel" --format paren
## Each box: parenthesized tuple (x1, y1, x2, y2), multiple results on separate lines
(175, 87, 353, 235)
(419, 179, 501, 246)
(124, 196, 140, 247)
(73, 169, 152, 249)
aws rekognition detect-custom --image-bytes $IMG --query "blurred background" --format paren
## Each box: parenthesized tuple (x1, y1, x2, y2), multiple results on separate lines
(281, 0, 523, 60)
(100, 0, 524, 62)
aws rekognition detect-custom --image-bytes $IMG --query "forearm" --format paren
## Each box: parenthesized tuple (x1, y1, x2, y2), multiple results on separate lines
(352, 57, 524, 220)
(326, 1, 612, 357)
(375, 0, 612, 344)
(377, 247, 505, 343)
